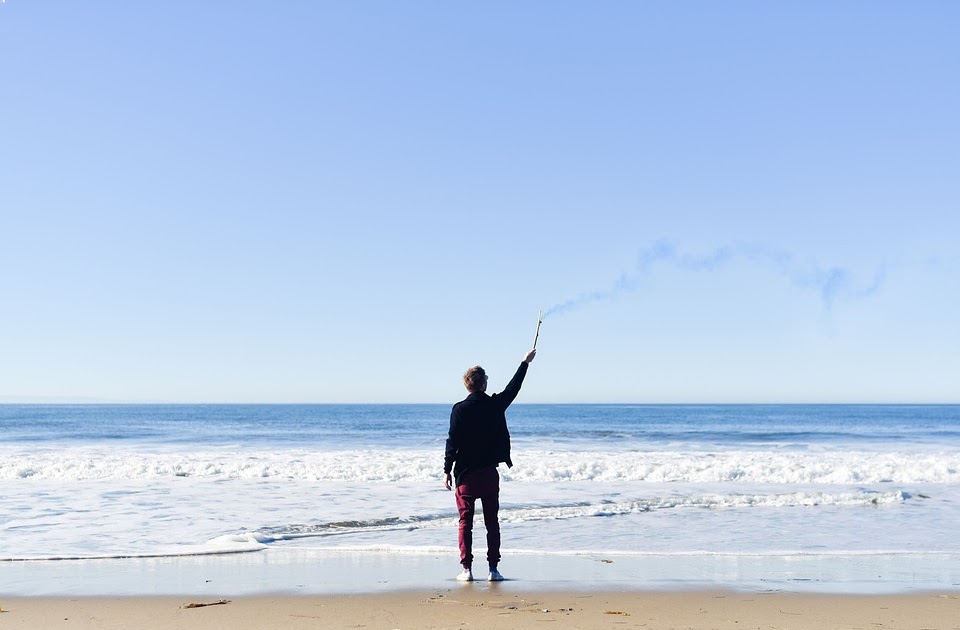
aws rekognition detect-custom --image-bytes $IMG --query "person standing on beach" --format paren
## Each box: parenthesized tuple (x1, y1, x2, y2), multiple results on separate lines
(444, 348, 536, 582)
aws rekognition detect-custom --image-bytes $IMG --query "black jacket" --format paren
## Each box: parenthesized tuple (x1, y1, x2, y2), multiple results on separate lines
(444, 362, 528, 487)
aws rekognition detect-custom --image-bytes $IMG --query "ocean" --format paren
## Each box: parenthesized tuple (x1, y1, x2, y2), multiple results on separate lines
(2, 404, 960, 593)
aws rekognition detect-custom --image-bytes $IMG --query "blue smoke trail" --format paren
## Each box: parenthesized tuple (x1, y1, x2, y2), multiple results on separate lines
(543, 241, 886, 319)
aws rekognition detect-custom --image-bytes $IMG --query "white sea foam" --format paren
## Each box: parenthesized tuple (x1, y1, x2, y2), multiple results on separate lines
(3, 447, 959, 484)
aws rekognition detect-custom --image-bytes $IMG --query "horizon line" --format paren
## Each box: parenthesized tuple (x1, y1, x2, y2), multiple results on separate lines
(1, 399, 958, 406)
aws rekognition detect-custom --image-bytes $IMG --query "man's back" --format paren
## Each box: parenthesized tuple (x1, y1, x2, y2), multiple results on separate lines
(445, 361, 529, 485)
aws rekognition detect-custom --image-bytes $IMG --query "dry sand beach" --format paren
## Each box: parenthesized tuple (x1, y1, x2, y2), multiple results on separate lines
(3, 589, 959, 630)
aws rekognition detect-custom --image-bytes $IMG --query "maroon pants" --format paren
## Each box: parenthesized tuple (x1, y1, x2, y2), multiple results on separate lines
(455, 466, 500, 569)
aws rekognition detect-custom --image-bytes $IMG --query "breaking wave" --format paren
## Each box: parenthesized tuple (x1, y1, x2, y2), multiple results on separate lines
(3, 447, 959, 484)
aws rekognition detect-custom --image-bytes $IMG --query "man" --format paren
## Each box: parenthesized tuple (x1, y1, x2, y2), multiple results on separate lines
(444, 348, 536, 582)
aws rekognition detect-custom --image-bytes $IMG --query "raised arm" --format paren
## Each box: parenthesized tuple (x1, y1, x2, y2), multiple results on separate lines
(494, 349, 536, 410)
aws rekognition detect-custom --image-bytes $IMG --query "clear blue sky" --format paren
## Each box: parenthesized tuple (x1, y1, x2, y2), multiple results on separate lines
(2, 2, 958, 403)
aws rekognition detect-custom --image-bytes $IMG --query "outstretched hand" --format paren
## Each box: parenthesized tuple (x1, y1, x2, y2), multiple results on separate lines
(524, 348, 537, 363)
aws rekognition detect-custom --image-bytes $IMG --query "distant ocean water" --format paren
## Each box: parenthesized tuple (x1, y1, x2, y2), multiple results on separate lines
(2, 404, 960, 583)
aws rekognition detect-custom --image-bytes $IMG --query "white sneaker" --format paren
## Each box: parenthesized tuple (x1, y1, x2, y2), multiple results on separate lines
(487, 567, 504, 582)
(456, 568, 474, 582)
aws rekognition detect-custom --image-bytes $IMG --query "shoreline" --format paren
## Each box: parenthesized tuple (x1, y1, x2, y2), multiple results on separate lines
(3, 548, 959, 598)
(2, 589, 959, 630)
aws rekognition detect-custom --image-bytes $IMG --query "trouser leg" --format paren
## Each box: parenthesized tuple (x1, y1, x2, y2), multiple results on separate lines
(479, 470, 501, 567)
(455, 484, 476, 568)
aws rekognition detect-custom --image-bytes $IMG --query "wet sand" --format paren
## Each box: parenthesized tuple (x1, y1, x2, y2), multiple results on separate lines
(2, 589, 959, 630)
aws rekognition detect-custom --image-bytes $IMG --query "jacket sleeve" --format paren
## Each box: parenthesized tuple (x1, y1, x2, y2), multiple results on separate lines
(494, 362, 528, 411)
(443, 406, 459, 474)
(498, 416, 513, 468)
